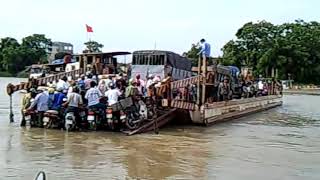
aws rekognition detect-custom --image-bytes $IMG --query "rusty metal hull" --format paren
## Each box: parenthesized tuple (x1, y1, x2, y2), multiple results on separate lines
(190, 95, 283, 125)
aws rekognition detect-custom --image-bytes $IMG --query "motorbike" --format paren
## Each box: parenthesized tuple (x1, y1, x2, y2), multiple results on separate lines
(64, 111, 76, 131)
(23, 109, 37, 127)
(106, 107, 115, 130)
(125, 98, 151, 130)
(87, 108, 104, 131)
(43, 110, 61, 129)
(43, 98, 68, 129)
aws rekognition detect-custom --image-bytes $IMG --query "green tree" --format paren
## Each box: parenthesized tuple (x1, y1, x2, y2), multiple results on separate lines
(22, 34, 52, 63)
(183, 44, 200, 66)
(221, 20, 320, 84)
(84, 41, 104, 53)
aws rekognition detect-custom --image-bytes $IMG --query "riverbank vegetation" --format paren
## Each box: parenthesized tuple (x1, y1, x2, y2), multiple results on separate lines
(185, 20, 320, 84)
(221, 20, 320, 84)
(0, 34, 52, 76)
(1, 20, 319, 85)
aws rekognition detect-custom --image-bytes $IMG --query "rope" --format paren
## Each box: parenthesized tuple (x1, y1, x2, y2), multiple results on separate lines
(9, 95, 14, 123)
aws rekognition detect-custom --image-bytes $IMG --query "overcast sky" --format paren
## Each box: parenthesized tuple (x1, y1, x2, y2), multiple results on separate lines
(0, 0, 318, 57)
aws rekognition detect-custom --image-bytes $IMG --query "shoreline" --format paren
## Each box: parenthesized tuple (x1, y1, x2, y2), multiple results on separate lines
(283, 89, 320, 96)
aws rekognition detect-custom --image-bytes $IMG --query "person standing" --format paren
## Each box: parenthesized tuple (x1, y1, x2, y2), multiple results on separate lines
(56, 76, 69, 92)
(21, 88, 37, 126)
(105, 83, 122, 106)
(85, 81, 104, 109)
(64, 86, 83, 127)
(197, 39, 211, 65)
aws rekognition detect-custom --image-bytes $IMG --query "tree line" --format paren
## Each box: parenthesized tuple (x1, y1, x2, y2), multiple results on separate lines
(1, 20, 320, 84)
(0, 34, 103, 76)
(185, 20, 320, 84)
(0, 34, 52, 75)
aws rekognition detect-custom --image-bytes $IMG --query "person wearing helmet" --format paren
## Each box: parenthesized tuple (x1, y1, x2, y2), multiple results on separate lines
(105, 82, 122, 105)
(48, 88, 55, 110)
(51, 88, 66, 111)
(125, 79, 138, 98)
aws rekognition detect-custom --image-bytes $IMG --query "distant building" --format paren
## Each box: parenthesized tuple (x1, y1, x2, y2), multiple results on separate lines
(47, 42, 73, 63)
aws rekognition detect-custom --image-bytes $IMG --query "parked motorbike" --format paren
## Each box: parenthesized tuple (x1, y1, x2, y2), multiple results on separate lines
(65, 112, 76, 131)
(87, 108, 104, 131)
(125, 99, 149, 130)
(106, 107, 115, 130)
(23, 109, 36, 127)
(43, 110, 63, 129)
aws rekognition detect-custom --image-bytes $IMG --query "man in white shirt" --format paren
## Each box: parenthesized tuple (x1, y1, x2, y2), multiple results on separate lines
(85, 81, 102, 107)
(56, 76, 70, 92)
(105, 83, 121, 105)
(65, 87, 83, 127)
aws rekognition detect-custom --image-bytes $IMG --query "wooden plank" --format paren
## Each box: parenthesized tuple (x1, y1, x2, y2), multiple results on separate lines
(125, 108, 177, 135)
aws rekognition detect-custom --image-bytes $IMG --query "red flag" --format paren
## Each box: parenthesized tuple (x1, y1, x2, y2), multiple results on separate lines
(86, 24, 93, 33)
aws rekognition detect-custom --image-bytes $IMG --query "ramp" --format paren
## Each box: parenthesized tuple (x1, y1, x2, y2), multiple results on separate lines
(123, 108, 178, 136)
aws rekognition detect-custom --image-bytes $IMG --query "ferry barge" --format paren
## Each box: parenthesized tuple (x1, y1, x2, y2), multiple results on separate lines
(6, 51, 282, 135)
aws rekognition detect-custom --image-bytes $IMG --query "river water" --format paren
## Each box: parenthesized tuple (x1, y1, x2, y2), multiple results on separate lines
(0, 77, 320, 180)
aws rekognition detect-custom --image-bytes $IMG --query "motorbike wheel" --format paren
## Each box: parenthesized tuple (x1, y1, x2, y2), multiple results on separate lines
(125, 116, 140, 130)
(44, 120, 52, 129)
(65, 124, 73, 131)
(89, 121, 97, 131)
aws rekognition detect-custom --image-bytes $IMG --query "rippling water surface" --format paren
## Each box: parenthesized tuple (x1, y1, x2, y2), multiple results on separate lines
(0, 77, 320, 180)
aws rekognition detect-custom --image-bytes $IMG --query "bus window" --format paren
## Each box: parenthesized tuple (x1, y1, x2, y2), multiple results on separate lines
(142, 56, 146, 65)
(155, 55, 160, 65)
(149, 55, 156, 65)
(160, 55, 165, 65)
(133, 55, 137, 65)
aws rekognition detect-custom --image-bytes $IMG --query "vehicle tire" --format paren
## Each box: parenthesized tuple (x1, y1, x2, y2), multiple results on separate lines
(125, 116, 139, 130)
(44, 120, 52, 129)
(89, 121, 97, 131)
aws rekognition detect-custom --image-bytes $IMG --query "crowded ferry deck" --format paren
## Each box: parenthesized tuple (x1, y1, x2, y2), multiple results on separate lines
(6, 51, 283, 135)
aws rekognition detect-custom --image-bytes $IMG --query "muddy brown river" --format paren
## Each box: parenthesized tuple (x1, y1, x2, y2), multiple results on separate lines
(0, 77, 320, 180)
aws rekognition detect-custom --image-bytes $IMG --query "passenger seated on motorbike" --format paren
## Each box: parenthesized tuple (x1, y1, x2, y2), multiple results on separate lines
(125, 79, 139, 98)
(105, 83, 122, 106)
(51, 89, 66, 111)
(64, 86, 83, 127)
(85, 81, 106, 115)
(48, 88, 55, 110)
(28, 89, 49, 127)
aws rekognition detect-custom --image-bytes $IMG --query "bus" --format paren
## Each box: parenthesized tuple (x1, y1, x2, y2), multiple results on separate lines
(131, 50, 192, 80)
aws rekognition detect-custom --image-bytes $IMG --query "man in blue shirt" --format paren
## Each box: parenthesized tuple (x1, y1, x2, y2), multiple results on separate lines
(198, 39, 212, 65)
(28, 89, 49, 127)
(51, 90, 66, 111)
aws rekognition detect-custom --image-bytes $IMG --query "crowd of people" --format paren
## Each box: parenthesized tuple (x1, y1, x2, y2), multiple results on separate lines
(20, 72, 165, 127)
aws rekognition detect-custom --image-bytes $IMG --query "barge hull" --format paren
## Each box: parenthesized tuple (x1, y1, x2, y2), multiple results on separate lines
(190, 95, 282, 125)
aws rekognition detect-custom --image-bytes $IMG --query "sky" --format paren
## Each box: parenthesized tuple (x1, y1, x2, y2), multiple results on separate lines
(0, 0, 318, 57)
